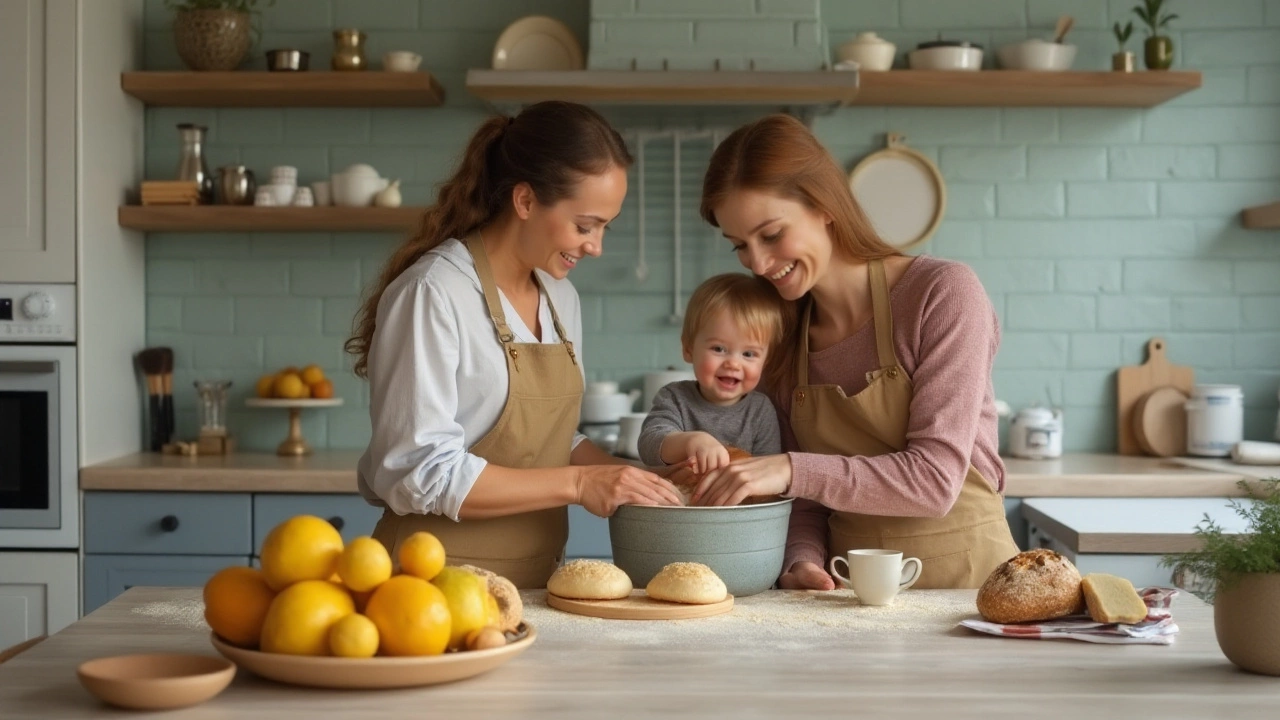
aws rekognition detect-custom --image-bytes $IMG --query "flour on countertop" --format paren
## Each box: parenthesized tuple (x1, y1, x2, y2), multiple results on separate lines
(132, 598, 209, 630)
(521, 589, 978, 648)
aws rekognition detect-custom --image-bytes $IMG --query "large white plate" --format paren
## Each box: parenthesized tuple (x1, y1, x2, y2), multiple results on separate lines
(848, 133, 946, 251)
(492, 16, 584, 70)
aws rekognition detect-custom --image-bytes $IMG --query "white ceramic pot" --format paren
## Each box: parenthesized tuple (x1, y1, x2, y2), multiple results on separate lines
(837, 32, 897, 71)
(908, 43, 983, 70)
(996, 39, 1077, 70)
(331, 164, 385, 207)
(383, 50, 422, 72)
(1008, 406, 1063, 460)
(642, 368, 696, 411)
(582, 389, 641, 424)
(617, 412, 648, 459)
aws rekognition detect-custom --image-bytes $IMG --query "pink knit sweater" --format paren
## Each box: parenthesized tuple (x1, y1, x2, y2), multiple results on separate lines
(774, 256, 1004, 574)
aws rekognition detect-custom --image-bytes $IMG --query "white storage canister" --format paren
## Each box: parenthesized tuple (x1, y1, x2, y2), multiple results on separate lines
(1185, 384, 1244, 457)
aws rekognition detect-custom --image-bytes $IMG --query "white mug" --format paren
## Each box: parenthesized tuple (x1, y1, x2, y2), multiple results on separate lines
(829, 549, 922, 606)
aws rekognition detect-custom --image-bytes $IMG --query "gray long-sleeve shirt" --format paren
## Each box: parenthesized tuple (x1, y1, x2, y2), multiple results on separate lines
(637, 380, 782, 466)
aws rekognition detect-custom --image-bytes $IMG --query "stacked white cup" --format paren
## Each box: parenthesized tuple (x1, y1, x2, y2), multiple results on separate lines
(264, 165, 297, 206)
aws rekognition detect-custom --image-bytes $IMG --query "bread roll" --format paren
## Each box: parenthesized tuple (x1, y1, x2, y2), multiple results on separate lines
(976, 549, 1084, 624)
(546, 559, 633, 600)
(459, 564, 522, 632)
(1081, 573, 1148, 624)
(645, 562, 728, 605)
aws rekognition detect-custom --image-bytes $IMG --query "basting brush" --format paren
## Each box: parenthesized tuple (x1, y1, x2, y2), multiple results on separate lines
(135, 348, 166, 452)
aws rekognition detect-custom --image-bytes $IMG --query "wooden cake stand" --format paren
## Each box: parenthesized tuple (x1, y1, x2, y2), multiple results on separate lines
(244, 398, 343, 456)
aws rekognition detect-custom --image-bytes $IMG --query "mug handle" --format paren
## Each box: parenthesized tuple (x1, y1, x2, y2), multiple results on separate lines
(899, 557, 923, 590)
(828, 556, 852, 589)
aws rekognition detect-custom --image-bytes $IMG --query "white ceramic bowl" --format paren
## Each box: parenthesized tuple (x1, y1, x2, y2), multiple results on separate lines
(997, 39, 1077, 70)
(261, 182, 295, 206)
(837, 33, 897, 71)
(908, 45, 983, 70)
(383, 51, 422, 72)
(581, 392, 639, 424)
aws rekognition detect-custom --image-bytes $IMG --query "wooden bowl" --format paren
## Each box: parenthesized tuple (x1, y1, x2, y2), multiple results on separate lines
(77, 653, 235, 710)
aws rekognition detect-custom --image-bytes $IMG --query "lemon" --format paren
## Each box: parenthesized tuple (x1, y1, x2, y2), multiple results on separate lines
(273, 372, 307, 400)
(260, 515, 345, 591)
(337, 536, 392, 592)
(203, 566, 275, 648)
(364, 575, 451, 657)
(328, 613, 379, 658)
(255, 374, 277, 399)
(260, 580, 354, 655)
(431, 566, 494, 651)
(398, 531, 446, 581)
(300, 364, 325, 386)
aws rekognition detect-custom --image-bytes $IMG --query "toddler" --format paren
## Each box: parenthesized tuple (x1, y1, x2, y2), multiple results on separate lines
(637, 273, 785, 485)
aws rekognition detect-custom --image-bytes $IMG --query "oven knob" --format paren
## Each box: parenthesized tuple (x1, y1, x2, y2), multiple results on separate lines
(21, 292, 54, 320)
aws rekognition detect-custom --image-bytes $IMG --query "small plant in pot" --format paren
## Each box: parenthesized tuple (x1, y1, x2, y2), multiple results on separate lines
(1132, 0, 1178, 70)
(1163, 479, 1280, 676)
(1112, 21, 1135, 72)
(165, 0, 274, 72)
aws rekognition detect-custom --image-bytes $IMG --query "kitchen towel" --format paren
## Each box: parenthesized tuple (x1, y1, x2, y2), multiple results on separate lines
(959, 587, 1180, 645)
(1231, 441, 1280, 466)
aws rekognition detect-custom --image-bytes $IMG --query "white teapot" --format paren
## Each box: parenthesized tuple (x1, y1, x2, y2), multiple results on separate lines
(1008, 406, 1063, 460)
(581, 381, 641, 424)
(331, 163, 389, 207)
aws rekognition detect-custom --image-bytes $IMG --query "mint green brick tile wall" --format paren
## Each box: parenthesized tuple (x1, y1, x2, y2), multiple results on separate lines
(144, 0, 1280, 452)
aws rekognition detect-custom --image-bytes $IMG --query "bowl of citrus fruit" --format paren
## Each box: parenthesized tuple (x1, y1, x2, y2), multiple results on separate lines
(203, 515, 534, 689)
(245, 365, 344, 456)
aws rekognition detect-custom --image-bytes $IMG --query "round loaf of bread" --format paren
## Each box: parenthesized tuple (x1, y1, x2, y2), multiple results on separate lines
(645, 561, 728, 605)
(546, 559, 633, 600)
(459, 564, 523, 632)
(976, 549, 1084, 624)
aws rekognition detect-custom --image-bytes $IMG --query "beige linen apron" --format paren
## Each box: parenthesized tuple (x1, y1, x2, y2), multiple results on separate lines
(789, 259, 1020, 589)
(372, 235, 583, 589)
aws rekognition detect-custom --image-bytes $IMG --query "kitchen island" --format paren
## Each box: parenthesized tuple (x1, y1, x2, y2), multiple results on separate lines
(2, 586, 1277, 718)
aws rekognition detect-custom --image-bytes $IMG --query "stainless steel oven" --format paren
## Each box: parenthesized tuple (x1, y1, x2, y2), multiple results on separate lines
(0, 283, 77, 549)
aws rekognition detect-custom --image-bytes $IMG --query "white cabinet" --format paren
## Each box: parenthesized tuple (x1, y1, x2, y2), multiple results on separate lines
(0, 0, 76, 282)
(0, 552, 79, 648)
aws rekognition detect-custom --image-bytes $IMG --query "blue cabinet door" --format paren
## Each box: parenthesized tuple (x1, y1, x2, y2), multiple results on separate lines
(82, 554, 250, 615)
(83, 492, 252, 556)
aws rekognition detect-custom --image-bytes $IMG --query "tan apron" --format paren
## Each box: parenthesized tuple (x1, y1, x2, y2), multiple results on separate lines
(372, 235, 583, 589)
(789, 259, 1020, 589)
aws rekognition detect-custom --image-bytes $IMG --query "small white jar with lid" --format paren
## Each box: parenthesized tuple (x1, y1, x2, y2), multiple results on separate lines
(1185, 384, 1244, 457)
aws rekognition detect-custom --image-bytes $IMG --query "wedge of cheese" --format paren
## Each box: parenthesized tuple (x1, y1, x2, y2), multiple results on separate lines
(1081, 573, 1148, 624)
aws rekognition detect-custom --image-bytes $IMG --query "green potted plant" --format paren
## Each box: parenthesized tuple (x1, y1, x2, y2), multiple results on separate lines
(1163, 479, 1280, 676)
(165, 0, 274, 72)
(1133, 0, 1178, 70)
(1112, 21, 1135, 72)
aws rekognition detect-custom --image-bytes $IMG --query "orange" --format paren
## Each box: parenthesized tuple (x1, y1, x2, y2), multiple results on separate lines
(364, 575, 451, 656)
(203, 566, 275, 648)
(273, 373, 307, 400)
(329, 613, 379, 658)
(260, 580, 354, 655)
(398, 531, 446, 581)
(337, 536, 392, 592)
(300, 364, 325, 386)
(431, 566, 494, 651)
(311, 378, 335, 399)
(255, 374, 277, 399)
(260, 515, 345, 591)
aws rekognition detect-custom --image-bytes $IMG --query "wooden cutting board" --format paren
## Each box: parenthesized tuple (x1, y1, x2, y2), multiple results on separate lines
(1117, 337, 1195, 456)
(1132, 385, 1189, 458)
(546, 590, 734, 620)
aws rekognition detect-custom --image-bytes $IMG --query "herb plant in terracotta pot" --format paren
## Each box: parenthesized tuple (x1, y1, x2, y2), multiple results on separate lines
(1133, 0, 1178, 70)
(1164, 479, 1280, 677)
(166, 0, 273, 72)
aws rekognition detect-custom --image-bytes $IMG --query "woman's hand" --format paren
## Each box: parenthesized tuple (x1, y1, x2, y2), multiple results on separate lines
(778, 561, 836, 591)
(575, 465, 683, 517)
(691, 453, 793, 507)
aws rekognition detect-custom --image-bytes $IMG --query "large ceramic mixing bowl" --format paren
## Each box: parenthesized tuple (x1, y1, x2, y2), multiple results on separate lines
(608, 498, 793, 597)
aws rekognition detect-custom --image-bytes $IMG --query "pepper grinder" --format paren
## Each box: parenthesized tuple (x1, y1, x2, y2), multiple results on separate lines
(176, 123, 214, 203)
(332, 29, 367, 71)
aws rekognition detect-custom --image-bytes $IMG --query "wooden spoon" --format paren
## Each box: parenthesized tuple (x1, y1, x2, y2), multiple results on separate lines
(1052, 15, 1075, 44)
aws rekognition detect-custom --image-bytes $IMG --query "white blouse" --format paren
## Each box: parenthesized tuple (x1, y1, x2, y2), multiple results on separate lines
(356, 238, 587, 520)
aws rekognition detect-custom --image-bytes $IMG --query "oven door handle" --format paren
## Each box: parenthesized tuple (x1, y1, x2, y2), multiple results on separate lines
(0, 361, 57, 373)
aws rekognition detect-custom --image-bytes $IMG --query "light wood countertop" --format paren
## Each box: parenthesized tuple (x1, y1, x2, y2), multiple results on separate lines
(1022, 497, 1254, 554)
(2, 586, 1277, 718)
(81, 451, 1255, 497)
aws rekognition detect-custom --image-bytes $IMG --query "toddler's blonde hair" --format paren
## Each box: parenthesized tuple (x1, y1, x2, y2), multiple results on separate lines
(681, 273, 787, 353)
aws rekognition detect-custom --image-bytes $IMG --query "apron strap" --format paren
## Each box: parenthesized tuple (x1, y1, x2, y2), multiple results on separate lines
(533, 272, 578, 365)
(795, 298, 814, 387)
(869, 258, 899, 369)
(465, 234, 516, 344)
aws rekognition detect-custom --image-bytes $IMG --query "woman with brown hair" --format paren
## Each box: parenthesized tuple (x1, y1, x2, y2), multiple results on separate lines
(692, 114, 1020, 590)
(347, 101, 682, 588)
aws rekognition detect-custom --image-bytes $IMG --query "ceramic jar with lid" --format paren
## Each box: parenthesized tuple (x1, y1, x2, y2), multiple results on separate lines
(1185, 384, 1244, 457)
(836, 32, 897, 71)
(1008, 406, 1063, 460)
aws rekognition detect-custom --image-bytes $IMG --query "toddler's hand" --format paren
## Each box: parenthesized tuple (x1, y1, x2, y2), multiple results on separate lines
(686, 433, 730, 476)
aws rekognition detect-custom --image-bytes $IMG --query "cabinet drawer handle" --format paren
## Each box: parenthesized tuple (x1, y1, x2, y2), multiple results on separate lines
(327, 516, 345, 532)
(159, 515, 180, 533)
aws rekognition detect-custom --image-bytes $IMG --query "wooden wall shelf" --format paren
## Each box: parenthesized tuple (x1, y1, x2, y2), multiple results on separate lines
(465, 69, 859, 106)
(465, 69, 1200, 108)
(118, 206, 423, 232)
(1241, 201, 1280, 230)
(853, 70, 1201, 107)
(120, 71, 445, 107)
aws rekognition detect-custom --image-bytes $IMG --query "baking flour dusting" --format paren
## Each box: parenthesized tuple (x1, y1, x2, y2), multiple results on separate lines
(521, 590, 977, 647)
(132, 599, 209, 631)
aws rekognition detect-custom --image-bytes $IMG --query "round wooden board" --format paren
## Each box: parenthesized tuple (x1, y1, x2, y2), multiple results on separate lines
(1133, 385, 1188, 458)
(546, 590, 734, 620)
